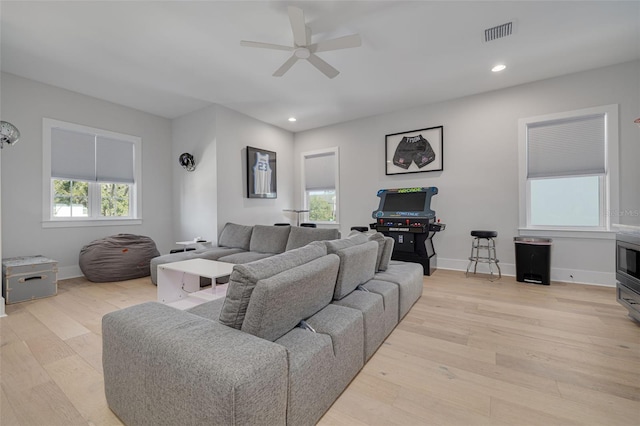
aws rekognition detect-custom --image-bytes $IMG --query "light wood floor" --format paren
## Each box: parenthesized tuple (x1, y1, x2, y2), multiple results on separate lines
(1, 270, 638, 425)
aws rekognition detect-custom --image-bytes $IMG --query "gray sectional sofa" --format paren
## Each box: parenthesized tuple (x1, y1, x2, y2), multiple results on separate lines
(149, 223, 341, 284)
(102, 229, 424, 426)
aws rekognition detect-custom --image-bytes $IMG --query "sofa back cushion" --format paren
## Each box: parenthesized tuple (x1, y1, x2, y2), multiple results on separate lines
(250, 225, 291, 254)
(330, 240, 379, 300)
(285, 226, 341, 251)
(325, 233, 369, 252)
(379, 237, 394, 271)
(218, 223, 253, 250)
(219, 242, 327, 329)
(241, 254, 340, 341)
(348, 230, 389, 272)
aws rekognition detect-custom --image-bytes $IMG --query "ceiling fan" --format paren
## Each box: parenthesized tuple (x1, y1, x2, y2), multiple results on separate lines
(240, 6, 361, 79)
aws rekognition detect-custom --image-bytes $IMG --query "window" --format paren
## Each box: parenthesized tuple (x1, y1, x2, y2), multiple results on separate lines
(518, 105, 618, 231)
(42, 118, 142, 227)
(302, 148, 339, 224)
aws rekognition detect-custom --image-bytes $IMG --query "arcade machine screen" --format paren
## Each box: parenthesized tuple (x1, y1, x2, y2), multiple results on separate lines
(382, 192, 426, 212)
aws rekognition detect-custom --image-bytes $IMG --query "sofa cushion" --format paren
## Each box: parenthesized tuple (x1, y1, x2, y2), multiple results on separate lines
(348, 230, 388, 272)
(216, 251, 273, 264)
(332, 241, 379, 300)
(332, 289, 385, 361)
(218, 242, 327, 329)
(324, 233, 369, 253)
(241, 254, 340, 341)
(285, 226, 340, 251)
(274, 304, 364, 426)
(379, 237, 394, 271)
(218, 223, 253, 250)
(186, 297, 226, 321)
(249, 225, 291, 254)
(368, 232, 386, 271)
(374, 260, 424, 319)
(361, 279, 399, 338)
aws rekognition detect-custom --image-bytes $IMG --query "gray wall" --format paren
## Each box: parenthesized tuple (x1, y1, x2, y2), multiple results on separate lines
(171, 104, 294, 244)
(171, 105, 219, 244)
(2, 60, 637, 286)
(293, 60, 640, 286)
(215, 106, 295, 230)
(0, 72, 174, 278)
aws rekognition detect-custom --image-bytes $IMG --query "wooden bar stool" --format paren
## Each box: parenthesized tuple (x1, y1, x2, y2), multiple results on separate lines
(466, 230, 501, 281)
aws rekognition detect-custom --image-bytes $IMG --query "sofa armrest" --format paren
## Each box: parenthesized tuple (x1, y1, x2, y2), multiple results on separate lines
(102, 302, 288, 426)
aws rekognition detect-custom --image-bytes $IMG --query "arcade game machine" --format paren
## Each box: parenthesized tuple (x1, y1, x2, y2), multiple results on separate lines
(371, 187, 445, 275)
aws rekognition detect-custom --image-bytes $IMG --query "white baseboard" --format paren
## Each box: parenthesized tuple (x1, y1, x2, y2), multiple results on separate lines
(436, 257, 615, 287)
(58, 258, 617, 288)
(550, 268, 615, 287)
(58, 265, 84, 280)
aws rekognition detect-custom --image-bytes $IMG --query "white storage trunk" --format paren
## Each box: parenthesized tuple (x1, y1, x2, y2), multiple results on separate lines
(2, 255, 58, 304)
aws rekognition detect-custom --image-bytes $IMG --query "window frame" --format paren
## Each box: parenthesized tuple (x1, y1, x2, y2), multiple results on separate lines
(42, 118, 142, 228)
(301, 147, 340, 225)
(517, 105, 619, 235)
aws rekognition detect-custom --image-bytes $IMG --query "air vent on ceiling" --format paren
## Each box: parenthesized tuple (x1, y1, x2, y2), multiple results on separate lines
(484, 21, 513, 42)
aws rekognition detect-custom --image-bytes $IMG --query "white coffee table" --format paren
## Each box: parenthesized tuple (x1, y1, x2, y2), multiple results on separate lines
(157, 259, 234, 309)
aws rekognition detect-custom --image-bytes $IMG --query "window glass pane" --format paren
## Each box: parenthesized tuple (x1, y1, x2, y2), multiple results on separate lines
(53, 195, 71, 217)
(308, 190, 336, 222)
(530, 176, 600, 226)
(101, 183, 130, 217)
(53, 180, 88, 217)
(71, 181, 88, 197)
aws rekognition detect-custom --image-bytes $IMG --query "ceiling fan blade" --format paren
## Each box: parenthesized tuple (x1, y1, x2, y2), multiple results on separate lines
(306, 26, 312, 46)
(240, 41, 293, 52)
(273, 55, 299, 77)
(311, 34, 362, 53)
(288, 6, 307, 47)
(307, 53, 339, 79)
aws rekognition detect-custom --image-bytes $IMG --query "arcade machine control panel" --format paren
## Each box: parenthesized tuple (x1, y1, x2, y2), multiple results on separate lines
(371, 187, 446, 275)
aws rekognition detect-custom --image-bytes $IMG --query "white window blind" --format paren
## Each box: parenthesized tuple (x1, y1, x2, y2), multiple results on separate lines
(96, 136, 134, 183)
(51, 128, 135, 183)
(51, 128, 96, 181)
(304, 152, 335, 190)
(527, 113, 605, 178)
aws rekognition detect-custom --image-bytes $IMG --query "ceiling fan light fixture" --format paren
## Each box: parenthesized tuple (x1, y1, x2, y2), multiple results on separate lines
(294, 47, 310, 59)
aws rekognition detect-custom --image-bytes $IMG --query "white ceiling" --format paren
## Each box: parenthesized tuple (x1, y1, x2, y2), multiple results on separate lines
(1, 1, 639, 132)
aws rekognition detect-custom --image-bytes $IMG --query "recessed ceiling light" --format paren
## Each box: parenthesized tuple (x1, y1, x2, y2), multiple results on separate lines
(288, 117, 297, 122)
(492, 64, 507, 72)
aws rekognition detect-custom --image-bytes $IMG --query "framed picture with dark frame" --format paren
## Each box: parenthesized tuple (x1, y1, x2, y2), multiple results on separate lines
(246, 146, 277, 198)
(385, 126, 443, 175)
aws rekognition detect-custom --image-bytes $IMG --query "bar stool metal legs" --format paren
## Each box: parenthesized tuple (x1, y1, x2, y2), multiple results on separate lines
(466, 230, 501, 281)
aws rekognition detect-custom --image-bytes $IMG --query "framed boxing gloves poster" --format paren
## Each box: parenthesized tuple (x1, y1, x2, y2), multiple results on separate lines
(246, 146, 277, 198)
(385, 126, 443, 175)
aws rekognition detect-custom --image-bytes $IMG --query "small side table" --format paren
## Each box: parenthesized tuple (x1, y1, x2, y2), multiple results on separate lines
(157, 259, 235, 309)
